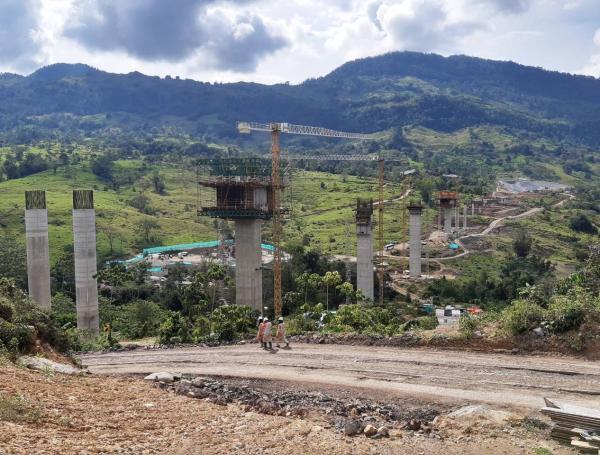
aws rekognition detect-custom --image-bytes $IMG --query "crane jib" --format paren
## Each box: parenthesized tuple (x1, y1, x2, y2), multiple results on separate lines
(237, 121, 369, 139)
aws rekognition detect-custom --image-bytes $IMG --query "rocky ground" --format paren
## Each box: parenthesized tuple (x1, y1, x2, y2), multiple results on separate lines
(0, 358, 576, 454)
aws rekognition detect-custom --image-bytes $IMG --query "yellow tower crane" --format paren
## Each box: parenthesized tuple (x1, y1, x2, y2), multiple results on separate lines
(238, 122, 369, 317)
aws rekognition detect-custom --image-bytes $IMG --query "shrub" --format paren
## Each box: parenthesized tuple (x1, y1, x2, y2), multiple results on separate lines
(0, 393, 43, 423)
(545, 295, 585, 334)
(191, 316, 211, 341)
(0, 278, 72, 354)
(121, 300, 165, 339)
(210, 305, 254, 341)
(417, 315, 438, 330)
(501, 299, 545, 335)
(459, 314, 479, 339)
(0, 298, 14, 321)
(158, 312, 192, 344)
(284, 314, 317, 335)
(569, 214, 598, 235)
(51, 293, 76, 327)
(327, 304, 400, 334)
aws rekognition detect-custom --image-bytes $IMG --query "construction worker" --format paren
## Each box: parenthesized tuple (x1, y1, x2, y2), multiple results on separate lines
(256, 317, 265, 349)
(263, 317, 273, 350)
(275, 317, 289, 349)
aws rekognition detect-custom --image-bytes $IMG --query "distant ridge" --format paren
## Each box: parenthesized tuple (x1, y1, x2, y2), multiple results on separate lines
(0, 52, 600, 145)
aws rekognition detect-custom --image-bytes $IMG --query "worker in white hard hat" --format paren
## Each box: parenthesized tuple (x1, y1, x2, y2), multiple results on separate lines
(256, 317, 265, 349)
(262, 317, 273, 350)
(275, 317, 289, 349)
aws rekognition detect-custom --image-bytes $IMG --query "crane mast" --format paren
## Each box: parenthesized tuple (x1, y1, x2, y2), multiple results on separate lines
(270, 124, 283, 318)
(238, 121, 370, 318)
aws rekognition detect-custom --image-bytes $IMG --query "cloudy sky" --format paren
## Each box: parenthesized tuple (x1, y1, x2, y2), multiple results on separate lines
(1, 0, 599, 84)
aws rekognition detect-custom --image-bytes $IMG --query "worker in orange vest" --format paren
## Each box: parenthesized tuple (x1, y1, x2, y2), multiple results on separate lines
(263, 317, 273, 350)
(256, 317, 266, 349)
(275, 317, 289, 349)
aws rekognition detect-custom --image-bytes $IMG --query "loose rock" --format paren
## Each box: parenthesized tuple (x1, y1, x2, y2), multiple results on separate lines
(17, 356, 87, 376)
(144, 372, 181, 383)
(344, 419, 362, 436)
(363, 424, 377, 437)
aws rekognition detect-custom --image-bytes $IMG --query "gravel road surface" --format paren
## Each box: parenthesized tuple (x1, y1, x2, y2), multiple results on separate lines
(80, 344, 600, 411)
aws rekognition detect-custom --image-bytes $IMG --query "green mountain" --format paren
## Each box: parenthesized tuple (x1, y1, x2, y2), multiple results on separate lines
(2, 52, 600, 146)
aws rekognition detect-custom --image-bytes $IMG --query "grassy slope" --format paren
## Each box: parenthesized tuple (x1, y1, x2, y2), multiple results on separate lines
(0, 161, 414, 260)
(0, 163, 214, 261)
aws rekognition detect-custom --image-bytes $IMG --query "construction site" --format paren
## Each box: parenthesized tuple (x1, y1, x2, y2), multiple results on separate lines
(16, 119, 577, 333)
(5, 115, 596, 455)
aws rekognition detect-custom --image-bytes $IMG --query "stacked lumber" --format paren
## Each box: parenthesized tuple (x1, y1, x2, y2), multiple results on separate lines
(541, 398, 600, 453)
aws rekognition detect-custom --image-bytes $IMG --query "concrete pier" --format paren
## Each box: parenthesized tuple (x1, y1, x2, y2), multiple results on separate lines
(408, 204, 423, 278)
(443, 207, 453, 234)
(234, 219, 262, 311)
(463, 205, 468, 229)
(73, 190, 99, 335)
(456, 206, 461, 229)
(356, 224, 374, 300)
(355, 199, 374, 301)
(25, 190, 51, 309)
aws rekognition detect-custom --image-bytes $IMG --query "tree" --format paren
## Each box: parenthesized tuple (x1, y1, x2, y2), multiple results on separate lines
(323, 271, 342, 311)
(295, 272, 322, 306)
(100, 226, 120, 256)
(512, 229, 532, 258)
(151, 171, 167, 195)
(90, 155, 114, 182)
(52, 250, 75, 298)
(128, 194, 151, 213)
(570, 214, 598, 235)
(136, 219, 160, 244)
(336, 281, 355, 304)
(0, 237, 27, 290)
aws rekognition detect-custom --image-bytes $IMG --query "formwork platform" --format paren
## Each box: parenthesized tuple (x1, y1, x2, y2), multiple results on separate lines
(197, 158, 281, 220)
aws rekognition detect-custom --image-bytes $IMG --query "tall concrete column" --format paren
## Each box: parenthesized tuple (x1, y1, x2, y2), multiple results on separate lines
(463, 205, 468, 229)
(25, 191, 51, 309)
(443, 207, 453, 234)
(356, 223, 374, 301)
(455, 206, 461, 229)
(408, 204, 423, 279)
(471, 202, 475, 216)
(73, 190, 99, 335)
(234, 219, 262, 312)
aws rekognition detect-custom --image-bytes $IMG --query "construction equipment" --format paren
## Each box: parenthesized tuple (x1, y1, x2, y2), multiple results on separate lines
(238, 122, 369, 317)
(378, 158, 385, 305)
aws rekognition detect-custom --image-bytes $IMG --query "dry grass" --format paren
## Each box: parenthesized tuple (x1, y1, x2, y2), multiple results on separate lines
(0, 392, 43, 424)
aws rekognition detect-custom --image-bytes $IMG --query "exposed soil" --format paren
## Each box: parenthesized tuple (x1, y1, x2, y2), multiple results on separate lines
(0, 361, 575, 454)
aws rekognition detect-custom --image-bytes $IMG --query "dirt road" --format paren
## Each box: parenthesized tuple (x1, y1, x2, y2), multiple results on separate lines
(81, 344, 600, 412)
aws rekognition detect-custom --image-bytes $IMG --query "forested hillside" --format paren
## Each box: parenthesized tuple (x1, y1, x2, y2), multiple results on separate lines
(2, 52, 600, 146)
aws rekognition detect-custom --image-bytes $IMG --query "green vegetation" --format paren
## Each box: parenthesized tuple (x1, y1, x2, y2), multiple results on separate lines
(498, 245, 600, 349)
(0, 392, 43, 424)
(0, 278, 72, 357)
(0, 52, 599, 350)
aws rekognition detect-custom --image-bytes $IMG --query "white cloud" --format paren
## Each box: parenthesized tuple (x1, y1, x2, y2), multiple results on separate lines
(0, 0, 599, 83)
(581, 28, 600, 77)
(0, 0, 43, 72)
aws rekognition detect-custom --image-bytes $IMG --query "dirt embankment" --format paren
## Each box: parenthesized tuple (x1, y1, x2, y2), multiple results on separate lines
(0, 361, 573, 454)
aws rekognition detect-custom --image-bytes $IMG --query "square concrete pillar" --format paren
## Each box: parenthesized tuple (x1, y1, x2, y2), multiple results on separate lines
(443, 207, 453, 234)
(73, 190, 99, 335)
(25, 191, 51, 309)
(234, 219, 262, 311)
(356, 223, 374, 301)
(408, 204, 423, 278)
